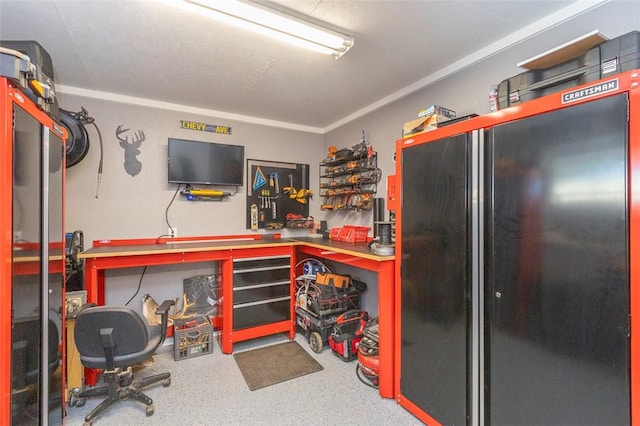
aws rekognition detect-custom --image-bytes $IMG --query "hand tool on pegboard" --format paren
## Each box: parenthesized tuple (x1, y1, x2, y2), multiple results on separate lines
(296, 165, 313, 204)
(253, 167, 267, 191)
(301, 164, 307, 190)
(250, 203, 258, 230)
(284, 174, 297, 198)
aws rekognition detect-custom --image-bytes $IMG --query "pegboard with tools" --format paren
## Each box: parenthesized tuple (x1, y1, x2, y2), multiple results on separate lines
(246, 159, 311, 230)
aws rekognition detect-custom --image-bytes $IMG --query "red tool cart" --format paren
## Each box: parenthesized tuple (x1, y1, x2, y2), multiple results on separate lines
(394, 69, 640, 425)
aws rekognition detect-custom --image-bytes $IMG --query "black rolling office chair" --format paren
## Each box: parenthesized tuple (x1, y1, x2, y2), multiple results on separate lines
(74, 299, 174, 425)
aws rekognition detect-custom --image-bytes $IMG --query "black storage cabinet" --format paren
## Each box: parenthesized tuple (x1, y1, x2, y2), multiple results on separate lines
(399, 87, 631, 424)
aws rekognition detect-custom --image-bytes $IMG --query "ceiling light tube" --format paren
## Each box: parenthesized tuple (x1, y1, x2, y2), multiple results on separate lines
(183, 0, 354, 58)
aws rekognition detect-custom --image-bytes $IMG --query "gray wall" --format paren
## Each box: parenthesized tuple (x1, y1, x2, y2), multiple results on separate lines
(323, 0, 640, 230)
(60, 95, 325, 309)
(62, 95, 325, 242)
(63, 0, 640, 313)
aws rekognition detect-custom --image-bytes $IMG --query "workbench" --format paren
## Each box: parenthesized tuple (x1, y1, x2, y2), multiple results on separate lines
(79, 234, 395, 398)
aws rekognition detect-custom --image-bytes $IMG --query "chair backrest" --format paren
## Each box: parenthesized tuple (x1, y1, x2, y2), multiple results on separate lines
(74, 306, 149, 359)
(12, 318, 59, 387)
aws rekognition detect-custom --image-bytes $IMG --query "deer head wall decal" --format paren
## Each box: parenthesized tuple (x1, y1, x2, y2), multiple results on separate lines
(116, 124, 145, 177)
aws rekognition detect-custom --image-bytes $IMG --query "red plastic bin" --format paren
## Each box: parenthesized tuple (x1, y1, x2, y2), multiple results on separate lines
(330, 226, 370, 243)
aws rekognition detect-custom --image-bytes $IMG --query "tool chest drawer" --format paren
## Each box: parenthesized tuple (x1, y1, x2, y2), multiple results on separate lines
(232, 255, 290, 271)
(232, 267, 290, 287)
(233, 255, 291, 287)
(231, 254, 292, 331)
(233, 298, 291, 330)
(233, 281, 290, 305)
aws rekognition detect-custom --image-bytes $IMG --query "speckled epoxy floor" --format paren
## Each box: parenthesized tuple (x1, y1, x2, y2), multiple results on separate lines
(62, 333, 423, 425)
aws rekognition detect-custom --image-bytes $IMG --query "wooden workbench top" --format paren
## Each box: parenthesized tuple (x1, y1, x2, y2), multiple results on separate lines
(79, 238, 297, 258)
(293, 236, 394, 261)
(79, 235, 394, 261)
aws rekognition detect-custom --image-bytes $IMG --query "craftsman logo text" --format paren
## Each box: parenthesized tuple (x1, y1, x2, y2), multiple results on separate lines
(561, 79, 619, 104)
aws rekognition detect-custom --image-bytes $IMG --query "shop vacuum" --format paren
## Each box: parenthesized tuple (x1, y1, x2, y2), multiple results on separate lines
(356, 316, 380, 388)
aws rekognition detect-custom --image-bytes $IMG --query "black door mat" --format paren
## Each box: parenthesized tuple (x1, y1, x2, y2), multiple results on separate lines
(233, 341, 323, 391)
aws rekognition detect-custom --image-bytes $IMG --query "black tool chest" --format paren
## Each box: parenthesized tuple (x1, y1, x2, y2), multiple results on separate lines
(232, 255, 292, 330)
(498, 30, 640, 109)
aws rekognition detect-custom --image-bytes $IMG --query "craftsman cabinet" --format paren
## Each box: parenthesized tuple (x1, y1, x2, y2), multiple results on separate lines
(1, 77, 66, 424)
(395, 70, 640, 425)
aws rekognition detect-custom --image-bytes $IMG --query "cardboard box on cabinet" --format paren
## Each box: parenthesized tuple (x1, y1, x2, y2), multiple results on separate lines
(403, 105, 456, 137)
(417, 105, 456, 119)
(402, 115, 446, 137)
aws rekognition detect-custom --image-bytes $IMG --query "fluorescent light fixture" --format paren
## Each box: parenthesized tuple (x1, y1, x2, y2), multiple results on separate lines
(182, 0, 354, 58)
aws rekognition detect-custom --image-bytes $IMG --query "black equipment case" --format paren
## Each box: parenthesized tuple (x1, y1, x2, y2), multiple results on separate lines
(296, 307, 340, 352)
(498, 30, 640, 109)
(0, 40, 58, 119)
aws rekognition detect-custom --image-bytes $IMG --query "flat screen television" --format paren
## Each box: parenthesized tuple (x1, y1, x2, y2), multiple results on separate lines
(168, 138, 244, 186)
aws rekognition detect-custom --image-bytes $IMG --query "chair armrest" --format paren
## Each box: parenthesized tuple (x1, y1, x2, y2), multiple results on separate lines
(155, 299, 174, 316)
(155, 299, 175, 345)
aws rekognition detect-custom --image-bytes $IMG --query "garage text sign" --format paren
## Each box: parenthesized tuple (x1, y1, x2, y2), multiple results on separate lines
(180, 120, 232, 135)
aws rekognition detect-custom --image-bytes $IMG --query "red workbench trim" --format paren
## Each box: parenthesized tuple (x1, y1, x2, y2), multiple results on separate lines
(0, 77, 13, 426)
(93, 233, 279, 247)
(628, 71, 640, 426)
(397, 394, 443, 425)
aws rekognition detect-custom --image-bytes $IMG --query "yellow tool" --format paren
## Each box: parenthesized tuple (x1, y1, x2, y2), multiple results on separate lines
(189, 189, 225, 197)
(295, 188, 313, 204)
(250, 204, 258, 230)
(283, 174, 312, 204)
(284, 174, 297, 198)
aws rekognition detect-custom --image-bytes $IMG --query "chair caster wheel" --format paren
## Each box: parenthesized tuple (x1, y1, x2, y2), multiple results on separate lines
(163, 378, 171, 387)
(69, 388, 86, 407)
(146, 405, 154, 416)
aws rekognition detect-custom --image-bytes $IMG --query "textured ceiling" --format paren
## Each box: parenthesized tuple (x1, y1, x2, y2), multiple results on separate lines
(0, 0, 586, 131)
